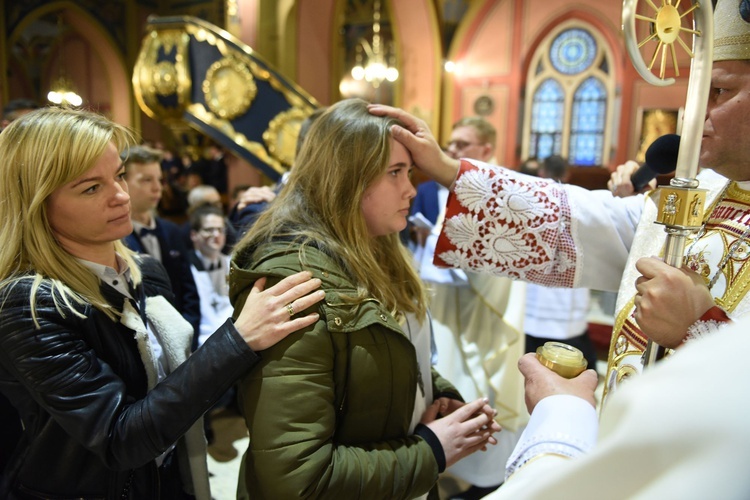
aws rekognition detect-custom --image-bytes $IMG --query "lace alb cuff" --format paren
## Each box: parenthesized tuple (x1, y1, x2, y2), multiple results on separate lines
(684, 306, 731, 343)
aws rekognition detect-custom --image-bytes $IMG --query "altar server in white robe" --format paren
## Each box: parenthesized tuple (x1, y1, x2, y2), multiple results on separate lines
(189, 205, 233, 348)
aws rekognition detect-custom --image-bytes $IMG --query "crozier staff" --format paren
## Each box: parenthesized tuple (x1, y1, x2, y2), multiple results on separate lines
(0, 107, 324, 499)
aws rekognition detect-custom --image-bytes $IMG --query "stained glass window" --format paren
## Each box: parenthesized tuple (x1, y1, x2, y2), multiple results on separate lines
(523, 24, 612, 167)
(550, 28, 596, 75)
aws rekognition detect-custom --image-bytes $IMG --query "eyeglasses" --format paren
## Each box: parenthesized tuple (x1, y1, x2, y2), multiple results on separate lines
(198, 227, 225, 236)
(446, 140, 482, 150)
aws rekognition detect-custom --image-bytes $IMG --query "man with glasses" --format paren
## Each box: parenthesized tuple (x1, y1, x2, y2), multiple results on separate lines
(445, 117, 497, 162)
(410, 117, 527, 500)
(181, 184, 239, 253)
(411, 117, 497, 244)
(188, 205, 233, 348)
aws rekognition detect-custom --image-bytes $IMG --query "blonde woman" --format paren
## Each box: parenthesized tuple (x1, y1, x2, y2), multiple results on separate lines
(231, 98, 501, 499)
(0, 107, 323, 499)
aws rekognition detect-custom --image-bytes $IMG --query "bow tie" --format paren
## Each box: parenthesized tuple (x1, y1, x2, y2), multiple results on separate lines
(139, 227, 158, 238)
(207, 261, 222, 271)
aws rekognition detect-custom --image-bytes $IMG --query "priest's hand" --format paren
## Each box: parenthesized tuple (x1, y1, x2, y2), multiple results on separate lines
(367, 104, 461, 188)
(634, 257, 715, 348)
(518, 353, 598, 414)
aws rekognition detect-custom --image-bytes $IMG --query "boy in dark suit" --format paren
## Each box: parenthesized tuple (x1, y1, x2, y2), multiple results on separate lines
(121, 145, 201, 341)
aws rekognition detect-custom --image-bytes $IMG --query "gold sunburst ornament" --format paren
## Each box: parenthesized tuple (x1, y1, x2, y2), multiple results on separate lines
(623, 0, 703, 85)
(621, 0, 713, 183)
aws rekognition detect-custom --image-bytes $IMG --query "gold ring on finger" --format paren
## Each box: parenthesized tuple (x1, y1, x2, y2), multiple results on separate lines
(286, 303, 295, 316)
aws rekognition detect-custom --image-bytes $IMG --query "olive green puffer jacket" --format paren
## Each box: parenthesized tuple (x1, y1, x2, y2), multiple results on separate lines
(229, 241, 461, 499)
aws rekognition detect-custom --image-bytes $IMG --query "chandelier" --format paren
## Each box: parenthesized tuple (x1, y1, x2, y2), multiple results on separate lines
(47, 15, 82, 107)
(350, 0, 398, 88)
(47, 77, 82, 107)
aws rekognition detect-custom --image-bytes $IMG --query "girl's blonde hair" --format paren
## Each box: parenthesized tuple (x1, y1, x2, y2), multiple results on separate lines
(233, 98, 428, 320)
(0, 107, 139, 323)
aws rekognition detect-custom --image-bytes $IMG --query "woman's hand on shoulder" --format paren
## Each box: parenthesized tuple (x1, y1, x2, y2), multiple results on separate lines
(234, 271, 324, 351)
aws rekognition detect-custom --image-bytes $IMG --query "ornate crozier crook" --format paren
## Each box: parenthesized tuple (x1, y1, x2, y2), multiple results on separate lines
(622, 0, 714, 367)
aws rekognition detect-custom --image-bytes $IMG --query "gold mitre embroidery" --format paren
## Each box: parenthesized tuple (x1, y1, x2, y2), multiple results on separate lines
(714, 0, 750, 61)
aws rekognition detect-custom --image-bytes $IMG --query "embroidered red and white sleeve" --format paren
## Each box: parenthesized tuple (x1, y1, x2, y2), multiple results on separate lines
(684, 306, 731, 343)
(434, 160, 578, 288)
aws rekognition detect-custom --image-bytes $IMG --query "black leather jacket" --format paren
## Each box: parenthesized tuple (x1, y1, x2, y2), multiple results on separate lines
(0, 258, 258, 499)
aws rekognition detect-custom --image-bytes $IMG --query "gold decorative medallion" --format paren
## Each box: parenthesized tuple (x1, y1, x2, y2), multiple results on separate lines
(263, 108, 314, 167)
(133, 28, 190, 121)
(203, 55, 257, 120)
(153, 61, 179, 96)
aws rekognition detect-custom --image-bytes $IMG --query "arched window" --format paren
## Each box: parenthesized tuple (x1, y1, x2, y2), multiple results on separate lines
(523, 22, 615, 167)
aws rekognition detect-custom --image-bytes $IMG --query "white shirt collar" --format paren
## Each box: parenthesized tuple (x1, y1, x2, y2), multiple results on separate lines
(131, 214, 156, 232)
(78, 254, 133, 298)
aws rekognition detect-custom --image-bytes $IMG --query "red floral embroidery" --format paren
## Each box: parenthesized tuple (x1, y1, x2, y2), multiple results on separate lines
(435, 161, 577, 287)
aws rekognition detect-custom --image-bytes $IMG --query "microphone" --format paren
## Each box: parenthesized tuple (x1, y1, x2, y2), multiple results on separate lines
(630, 134, 681, 192)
